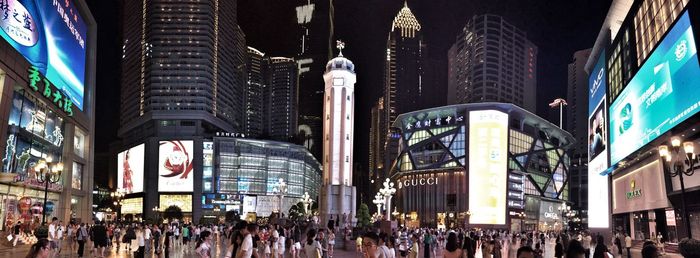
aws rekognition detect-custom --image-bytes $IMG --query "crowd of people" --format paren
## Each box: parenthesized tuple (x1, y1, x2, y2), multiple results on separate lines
(15, 217, 700, 258)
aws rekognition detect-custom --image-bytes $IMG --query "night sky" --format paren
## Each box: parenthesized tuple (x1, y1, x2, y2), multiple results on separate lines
(88, 0, 612, 181)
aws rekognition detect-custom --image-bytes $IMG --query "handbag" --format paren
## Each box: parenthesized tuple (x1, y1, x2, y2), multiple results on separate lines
(6, 235, 13, 241)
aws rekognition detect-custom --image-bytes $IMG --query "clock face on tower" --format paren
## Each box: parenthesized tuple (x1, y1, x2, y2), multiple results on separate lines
(333, 77, 344, 86)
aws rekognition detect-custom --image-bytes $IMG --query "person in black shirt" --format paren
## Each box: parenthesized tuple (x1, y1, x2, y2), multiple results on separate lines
(12, 221, 21, 247)
(92, 221, 109, 258)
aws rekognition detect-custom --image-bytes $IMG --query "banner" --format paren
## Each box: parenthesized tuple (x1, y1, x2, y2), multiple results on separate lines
(158, 140, 194, 192)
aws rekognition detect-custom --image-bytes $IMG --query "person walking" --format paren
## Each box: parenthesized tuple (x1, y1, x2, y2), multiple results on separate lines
(624, 234, 632, 258)
(76, 223, 88, 258)
(554, 237, 563, 258)
(144, 224, 152, 253)
(24, 238, 51, 258)
(443, 232, 463, 258)
(92, 221, 109, 258)
(12, 221, 22, 247)
(196, 231, 213, 258)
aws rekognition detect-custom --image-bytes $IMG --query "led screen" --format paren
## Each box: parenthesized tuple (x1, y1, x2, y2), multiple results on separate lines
(468, 110, 508, 225)
(610, 11, 700, 165)
(0, 0, 87, 110)
(121, 197, 142, 215)
(160, 195, 193, 213)
(117, 144, 145, 194)
(158, 140, 194, 192)
(587, 50, 610, 228)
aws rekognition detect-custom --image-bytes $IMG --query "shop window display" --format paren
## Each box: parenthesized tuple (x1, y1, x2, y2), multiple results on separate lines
(4, 90, 63, 182)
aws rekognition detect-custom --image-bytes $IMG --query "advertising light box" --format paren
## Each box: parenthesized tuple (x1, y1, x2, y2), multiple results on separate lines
(121, 197, 143, 215)
(588, 50, 610, 228)
(158, 140, 194, 192)
(610, 11, 700, 165)
(0, 0, 87, 110)
(468, 110, 508, 225)
(160, 195, 193, 213)
(117, 144, 145, 194)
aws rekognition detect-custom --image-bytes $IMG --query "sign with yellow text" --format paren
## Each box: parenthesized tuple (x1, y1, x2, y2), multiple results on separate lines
(468, 110, 508, 225)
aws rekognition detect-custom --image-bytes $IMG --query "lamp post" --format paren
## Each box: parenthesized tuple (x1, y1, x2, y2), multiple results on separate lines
(549, 98, 568, 128)
(277, 178, 288, 215)
(658, 137, 697, 239)
(372, 192, 385, 220)
(152, 206, 161, 224)
(301, 192, 313, 217)
(111, 189, 126, 221)
(558, 204, 570, 231)
(379, 179, 396, 221)
(34, 157, 63, 224)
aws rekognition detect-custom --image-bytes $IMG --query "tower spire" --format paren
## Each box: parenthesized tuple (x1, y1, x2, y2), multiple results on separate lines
(336, 40, 345, 57)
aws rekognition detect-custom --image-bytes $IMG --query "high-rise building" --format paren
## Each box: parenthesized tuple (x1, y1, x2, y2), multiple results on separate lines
(447, 14, 537, 112)
(295, 0, 333, 161)
(119, 0, 247, 139)
(266, 57, 299, 142)
(566, 48, 592, 213)
(245, 47, 266, 138)
(320, 43, 357, 226)
(369, 98, 386, 180)
(384, 2, 428, 125)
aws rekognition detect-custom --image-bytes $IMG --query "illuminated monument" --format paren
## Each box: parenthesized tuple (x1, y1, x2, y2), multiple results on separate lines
(320, 41, 357, 228)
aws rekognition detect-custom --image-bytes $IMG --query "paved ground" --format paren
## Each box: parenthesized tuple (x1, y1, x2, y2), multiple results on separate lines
(0, 238, 682, 258)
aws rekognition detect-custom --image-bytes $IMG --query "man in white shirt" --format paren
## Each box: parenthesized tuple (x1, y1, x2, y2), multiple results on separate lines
(235, 224, 259, 258)
(56, 221, 65, 254)
(624, 234, 632, 258)
(144, 225, 152, 252)
(48, 217, 59, 256)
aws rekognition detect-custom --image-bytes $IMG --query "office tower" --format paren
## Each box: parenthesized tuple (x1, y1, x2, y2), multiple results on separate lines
(448, 14, 537, 112)
(295, 0, 333, 160)
(246, 47, 266, 138)
(566, 48, 592, 212)
(384, 2, 428, 126)
(266, 57, 299, 142)
(119, 0, 247, 138)
(320, 43, 357, 226)
(369, 97, 386, 180)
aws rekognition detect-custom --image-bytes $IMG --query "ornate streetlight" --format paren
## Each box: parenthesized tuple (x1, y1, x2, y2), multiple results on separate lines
(152, 206, 161, 223)
(658, 137, 698, 239)
(111, 188, 126, 220)
(379, 179, 396, 221)
(34, 157, 63, 224)
(276, 178, 288, 214)
(372, 192, 385, 220)
(301, 192, 313, 216)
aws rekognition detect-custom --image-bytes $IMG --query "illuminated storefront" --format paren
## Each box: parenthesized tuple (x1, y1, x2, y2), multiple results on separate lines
(0, 0, 96, 230)
(390, 103, 574, 228)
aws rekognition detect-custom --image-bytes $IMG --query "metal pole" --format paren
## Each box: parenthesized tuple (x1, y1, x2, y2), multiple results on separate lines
(559, 104, 563, 128)
(679, 172, 692, 239)
(42, 172, 49, 224)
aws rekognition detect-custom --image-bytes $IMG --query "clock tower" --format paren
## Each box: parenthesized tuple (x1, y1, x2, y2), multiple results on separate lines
(320, 41, 357, 230)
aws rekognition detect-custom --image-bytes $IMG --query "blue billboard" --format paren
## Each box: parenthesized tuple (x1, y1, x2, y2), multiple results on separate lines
(609, 11, 700, 165)
(0, 0, 87, 110)
(589, 51, 606, 115)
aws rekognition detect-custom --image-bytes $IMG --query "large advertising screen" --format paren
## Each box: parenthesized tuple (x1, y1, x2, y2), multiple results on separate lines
(0, 0, 87, 110)
(117, 144, 145, 194)
(610, 11, 700, 165)
(468, 110, 508, 225)
(158, 140, 194, 192)
(588, 50, 610, 228)
(160, 195, 193, 213)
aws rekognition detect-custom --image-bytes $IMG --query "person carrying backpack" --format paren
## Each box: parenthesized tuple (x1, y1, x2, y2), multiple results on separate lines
(76, 223, 88, 258)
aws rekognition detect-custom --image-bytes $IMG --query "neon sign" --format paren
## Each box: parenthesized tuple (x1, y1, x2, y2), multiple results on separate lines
(27, 66, 73, 116)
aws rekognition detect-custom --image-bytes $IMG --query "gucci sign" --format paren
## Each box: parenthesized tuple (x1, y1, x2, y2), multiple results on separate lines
(400, 177, 439, 188)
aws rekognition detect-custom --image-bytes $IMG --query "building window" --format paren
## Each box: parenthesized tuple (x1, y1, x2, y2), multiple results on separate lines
(74, 127, 86, 158)
(72, 162, 83, 190)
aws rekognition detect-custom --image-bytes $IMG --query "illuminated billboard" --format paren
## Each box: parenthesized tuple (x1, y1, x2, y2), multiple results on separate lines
(160, 195, 193, 213)
(610, 11, 700, 165)
(468, 110, 508, 225)
(121, 197, 143, 214)
(117, 144, 145, 194)
(0, 0, 87, 110)
(588, 50, 610, 228)
(158, 140, 194, 192)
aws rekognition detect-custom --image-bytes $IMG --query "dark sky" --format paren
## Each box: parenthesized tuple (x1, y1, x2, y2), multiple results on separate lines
(89, 0, 612, 172)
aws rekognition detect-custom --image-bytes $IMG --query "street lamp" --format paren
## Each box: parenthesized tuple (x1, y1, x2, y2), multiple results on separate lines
(34, 157, 63, 224)
(301, 192, 313, 216)
(152, 206, 161, 223)
(379, 178, 396, 221)
(372, 192, 385, 220)
(558, 204, 571, 231)
(111, 188, 126, 221)
(658, 137, 698, 239)
(276, 178, 288, 214)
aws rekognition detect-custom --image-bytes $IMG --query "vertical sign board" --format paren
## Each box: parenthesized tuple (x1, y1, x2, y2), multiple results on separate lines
(468, 110, 508, 225)
(158, 140, 194, 192)
(588, 50, 610, 228)
(117, 144, 145, 194)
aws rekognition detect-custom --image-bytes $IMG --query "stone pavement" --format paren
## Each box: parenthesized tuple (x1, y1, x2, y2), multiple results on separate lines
(0, 238, 684, 258)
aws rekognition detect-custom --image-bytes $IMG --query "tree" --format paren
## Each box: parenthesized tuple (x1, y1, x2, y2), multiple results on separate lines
(225, 210, 240, 223)
(163, 205, 183, 222)
(288, 202, 306, 221)
(356, 203, 371, 228)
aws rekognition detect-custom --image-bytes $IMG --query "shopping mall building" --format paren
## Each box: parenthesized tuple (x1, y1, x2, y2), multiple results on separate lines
(0, 0, 96, 229)
(116, 137, 321, 223)
(389, 103, 574, 231)
(585, 0, 700, 242)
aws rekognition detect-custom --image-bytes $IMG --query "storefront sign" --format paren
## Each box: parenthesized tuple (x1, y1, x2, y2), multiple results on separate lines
(539, 201, 561, 223)
(399, 176, 438, 188)
(625, 180, 642, 199)
(27, 66, 74, 116)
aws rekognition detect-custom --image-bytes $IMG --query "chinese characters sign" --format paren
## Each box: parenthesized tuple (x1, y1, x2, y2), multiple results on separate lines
(27, 66, 73, 116)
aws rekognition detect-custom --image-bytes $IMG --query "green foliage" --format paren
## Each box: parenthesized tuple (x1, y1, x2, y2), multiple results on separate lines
(356, 203, 371, 228)
(34, 225, 49, 239)
(288, 202, 306, 221)
(163, 205, 184, 222)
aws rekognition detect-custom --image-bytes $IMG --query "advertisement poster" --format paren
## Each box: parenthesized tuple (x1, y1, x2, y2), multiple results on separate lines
(0, 0, 87, 110)
(610, 11, 700, 165)
(158, 140, 194, 192)
(117, 144, 145, 194)
(160, 195, 193, 213)
(468, 110, 508, 225)
(588, 49, 611, 228)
